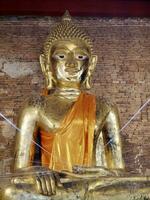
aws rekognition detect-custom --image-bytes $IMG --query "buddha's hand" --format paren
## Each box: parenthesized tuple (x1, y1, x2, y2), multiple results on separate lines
(72, 166, 117, 176)
(34, 168, 63, 196)
(11, 166, 63, 196)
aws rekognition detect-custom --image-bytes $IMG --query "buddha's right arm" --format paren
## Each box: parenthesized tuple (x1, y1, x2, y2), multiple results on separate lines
(14, 105, 39, 170)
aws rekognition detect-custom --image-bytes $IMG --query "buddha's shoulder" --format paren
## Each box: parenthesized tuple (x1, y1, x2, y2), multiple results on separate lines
(24, 95, 46, 109)
(95, 95, 116, 115)
(17, 95, 46, 118)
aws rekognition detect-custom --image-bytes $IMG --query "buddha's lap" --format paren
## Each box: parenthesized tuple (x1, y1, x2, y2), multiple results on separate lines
(1, 179, 150, 200)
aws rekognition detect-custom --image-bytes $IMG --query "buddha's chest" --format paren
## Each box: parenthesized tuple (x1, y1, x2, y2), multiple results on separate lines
(38, 98, 75, 132)
(38, 97, 107, 134)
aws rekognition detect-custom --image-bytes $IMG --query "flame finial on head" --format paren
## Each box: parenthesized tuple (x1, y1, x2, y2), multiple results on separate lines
(62, 10, 72, 22)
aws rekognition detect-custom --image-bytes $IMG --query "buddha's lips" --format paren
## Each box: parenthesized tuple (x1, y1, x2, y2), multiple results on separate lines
(65, 69, 81, 73)
(65, 71, 80, 75)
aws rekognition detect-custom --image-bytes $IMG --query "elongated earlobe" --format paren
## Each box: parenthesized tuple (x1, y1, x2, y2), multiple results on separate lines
(83, 55, 97, 89)
(39, 54, 56, 90)
(85, 76, 91, 89)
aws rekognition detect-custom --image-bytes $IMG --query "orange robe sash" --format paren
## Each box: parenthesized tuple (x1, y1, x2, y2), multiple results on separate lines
(40, 92, 96, 172)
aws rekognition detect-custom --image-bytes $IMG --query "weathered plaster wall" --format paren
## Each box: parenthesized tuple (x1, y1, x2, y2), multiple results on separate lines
(0, 16, 150, 176)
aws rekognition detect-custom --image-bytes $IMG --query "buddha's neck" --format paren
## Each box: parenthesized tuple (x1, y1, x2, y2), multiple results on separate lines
(54, 81, 81, 100)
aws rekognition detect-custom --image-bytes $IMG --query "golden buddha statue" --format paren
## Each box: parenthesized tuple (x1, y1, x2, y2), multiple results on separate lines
(1, 11, 150, 200)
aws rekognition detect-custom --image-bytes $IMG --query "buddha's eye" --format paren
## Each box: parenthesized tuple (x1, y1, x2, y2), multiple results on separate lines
(54, 54, 66, 60)
(76, 55, 88, 61)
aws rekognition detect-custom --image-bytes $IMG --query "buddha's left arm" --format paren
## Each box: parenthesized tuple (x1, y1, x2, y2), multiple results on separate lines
(103, 105, 125, 170)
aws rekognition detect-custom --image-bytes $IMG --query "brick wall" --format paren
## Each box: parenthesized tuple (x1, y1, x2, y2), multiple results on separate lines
(0, 16, 149, 175)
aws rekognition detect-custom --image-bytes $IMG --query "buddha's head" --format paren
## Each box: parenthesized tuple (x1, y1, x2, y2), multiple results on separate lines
(40, 11, 97, 91)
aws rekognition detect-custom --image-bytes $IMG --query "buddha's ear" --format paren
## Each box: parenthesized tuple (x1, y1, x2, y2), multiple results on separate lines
(84, 55, 97, 89)
(39, 54, 56, 90)
(39, 54, 49, 75)
(89, 55, 97, 71)
(39, 54, 47, 74)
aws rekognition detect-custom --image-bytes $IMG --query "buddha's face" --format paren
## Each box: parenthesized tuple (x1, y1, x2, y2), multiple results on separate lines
(50, 40, 91, 85)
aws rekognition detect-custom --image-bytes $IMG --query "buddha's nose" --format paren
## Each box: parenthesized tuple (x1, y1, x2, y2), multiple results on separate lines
(65, 56, 78, 69)
(65, 61, 77, 68)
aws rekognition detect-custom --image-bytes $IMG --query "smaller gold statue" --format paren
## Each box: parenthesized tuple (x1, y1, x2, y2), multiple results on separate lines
(1, 11, 150, 200)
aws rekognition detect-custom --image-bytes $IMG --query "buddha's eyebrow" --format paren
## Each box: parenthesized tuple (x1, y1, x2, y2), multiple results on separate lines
(52, 47, 70, 53)
(74, 47, 89, 55)
(52, 46, 89, 55)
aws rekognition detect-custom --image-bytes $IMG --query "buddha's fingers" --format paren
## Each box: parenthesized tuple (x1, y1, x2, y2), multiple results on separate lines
(39, 175, 49, 195)
(48, 174, 56, 195)
(35, 175, 43, 194)
(44, 175, 52, 196)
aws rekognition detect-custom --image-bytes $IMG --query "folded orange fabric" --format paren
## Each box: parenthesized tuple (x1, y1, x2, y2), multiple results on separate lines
(32, 92, 96, 172)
